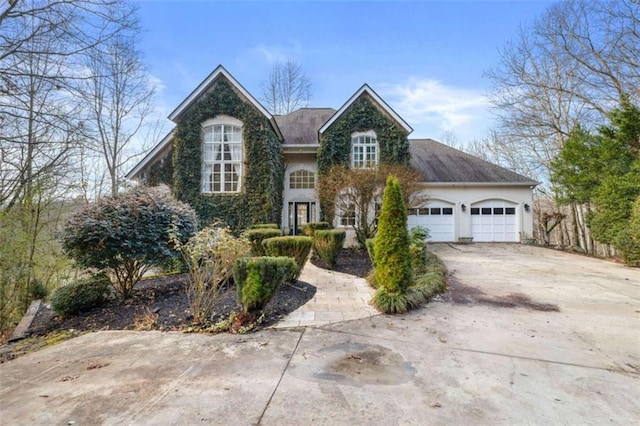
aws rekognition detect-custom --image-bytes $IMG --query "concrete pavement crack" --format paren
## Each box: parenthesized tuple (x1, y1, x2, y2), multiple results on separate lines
(256, 327, 306, 425)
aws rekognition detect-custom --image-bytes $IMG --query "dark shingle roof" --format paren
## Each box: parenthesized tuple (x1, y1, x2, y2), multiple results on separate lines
(409, 139, 538, 185)
(274, 108, 336, 144)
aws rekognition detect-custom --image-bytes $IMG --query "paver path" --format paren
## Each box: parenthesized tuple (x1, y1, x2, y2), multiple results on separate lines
(272, 261, 378, 328)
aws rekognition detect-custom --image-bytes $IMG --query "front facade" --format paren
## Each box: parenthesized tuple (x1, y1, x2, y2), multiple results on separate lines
(127, 65, 537, 243)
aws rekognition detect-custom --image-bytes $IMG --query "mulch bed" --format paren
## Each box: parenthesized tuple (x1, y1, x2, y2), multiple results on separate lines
(312, 248, 372, 278)
(0, 249, 373, 363)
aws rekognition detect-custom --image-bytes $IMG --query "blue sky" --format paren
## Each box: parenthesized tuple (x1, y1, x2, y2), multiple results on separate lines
(135, 0, 553, 143)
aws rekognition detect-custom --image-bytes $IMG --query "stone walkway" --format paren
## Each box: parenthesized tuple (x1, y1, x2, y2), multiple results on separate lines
(272, 261, 379, 328)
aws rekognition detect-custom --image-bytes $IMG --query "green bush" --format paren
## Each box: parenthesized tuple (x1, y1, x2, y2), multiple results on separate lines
(233, 257, 297, 313)
(243, 228, 282, 256)
(27, 279, 49, 301)
(409, 227, 429, 274)
(365, 238, 375, 266)
(407, 252, 448, 307)
(50, 274, 112, 316)
(372, 176, 412, 313)
(617, 196, 640, 266)
(58, 186, 198, 299)
(301, 222, 331, 236)
(262, 236, 312, 282)
(251, 223, 279, 230)
(313, 230, 345, 269)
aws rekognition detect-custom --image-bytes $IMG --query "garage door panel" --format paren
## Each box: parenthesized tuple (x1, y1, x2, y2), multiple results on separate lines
(471, 200, 518, 242)
(408, 202, 455, 242)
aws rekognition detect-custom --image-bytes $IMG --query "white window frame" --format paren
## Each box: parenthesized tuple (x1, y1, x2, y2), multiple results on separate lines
(289, 169, 316, 189)
(339, 203, 356, 227)
(351, 130, 378, 169)
(201, 116, 243, 194)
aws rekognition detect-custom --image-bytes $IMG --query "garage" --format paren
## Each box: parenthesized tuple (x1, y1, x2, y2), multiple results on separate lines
(407, 201, 455, 242)
(471, 200, 518, 242)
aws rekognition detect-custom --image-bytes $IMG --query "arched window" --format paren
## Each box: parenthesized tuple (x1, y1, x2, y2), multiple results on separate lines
(202, 117, 242, 193)
(351, 130, 378, 169)
(289, 169, 315, 189)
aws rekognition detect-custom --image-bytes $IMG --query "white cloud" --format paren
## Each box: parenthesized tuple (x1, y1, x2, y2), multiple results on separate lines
(247, 42, 304, 65)
(380, 77, 492, 142)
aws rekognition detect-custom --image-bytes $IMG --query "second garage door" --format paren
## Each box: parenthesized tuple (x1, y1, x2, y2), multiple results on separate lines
(407, 201, 455, 242)
(471, 200, 518, 242)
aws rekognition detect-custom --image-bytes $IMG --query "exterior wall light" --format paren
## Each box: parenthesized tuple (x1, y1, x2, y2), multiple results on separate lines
(461, 204, 466, 212)
(524, 203, 530, 212)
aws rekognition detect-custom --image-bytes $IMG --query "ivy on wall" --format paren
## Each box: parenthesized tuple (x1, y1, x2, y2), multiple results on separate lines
(146, 149, 174, 187)
(172, 78, 284, 232)
(317, 93, 411, 221)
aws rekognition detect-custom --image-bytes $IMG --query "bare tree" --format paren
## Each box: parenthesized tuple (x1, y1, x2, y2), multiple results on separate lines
(484, 0, 639, 252)
(79, 29, 156, 197)
(260, 60, 312, 115)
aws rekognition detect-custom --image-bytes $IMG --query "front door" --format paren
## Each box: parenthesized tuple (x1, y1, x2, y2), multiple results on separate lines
(289, 202, 316, 234)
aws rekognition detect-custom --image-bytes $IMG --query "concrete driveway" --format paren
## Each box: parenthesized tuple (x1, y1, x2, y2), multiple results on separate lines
(1, 244, 639, 425)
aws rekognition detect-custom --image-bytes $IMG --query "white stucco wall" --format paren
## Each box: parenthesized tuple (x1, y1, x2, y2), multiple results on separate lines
(336, 183, 535, 246)
(420, 184, 535, 242)
(281, 153, 319, 234)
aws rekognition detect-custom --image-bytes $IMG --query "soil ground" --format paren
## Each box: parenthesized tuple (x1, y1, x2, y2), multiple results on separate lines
(0, 249, 371, 362)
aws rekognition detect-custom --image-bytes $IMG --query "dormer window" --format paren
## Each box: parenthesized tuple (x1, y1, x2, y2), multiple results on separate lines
(351, 131, 378, 169)
(202, 116, 243, 193)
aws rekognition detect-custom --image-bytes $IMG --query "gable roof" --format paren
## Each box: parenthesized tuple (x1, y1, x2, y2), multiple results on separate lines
(318, 84, 413, 135)
(409, 139, 538, 185)
(168, 65, 282, 140)
(274, 108, 336, 145)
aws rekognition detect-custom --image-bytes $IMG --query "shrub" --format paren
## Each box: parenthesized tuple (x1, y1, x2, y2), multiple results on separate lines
(372, 176, 412, 314)
(313, 230, 345, 269)
(617, 196, 640, 266)
(301, 222, 331, 236)
(409, 227, 429, 274)
(262, 236, 312, 282)
(27, 279, 49, 301)
(365, 238, 375, 266)
(243, 228, 282, 256)
(50, 274, 112, 316)
(182, 226, 250, 324)
(233, 257, 297, 313)
(407, 253, 448, 305)
(251, 223, 279, 230)
(59, 186, 198, 299)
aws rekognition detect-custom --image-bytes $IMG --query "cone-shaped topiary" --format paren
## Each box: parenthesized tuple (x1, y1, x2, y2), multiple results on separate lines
(372, 175, 412, 313)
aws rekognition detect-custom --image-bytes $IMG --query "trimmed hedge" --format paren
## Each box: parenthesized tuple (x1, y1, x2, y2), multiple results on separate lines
(262, 236, 313, 282)
(301, 222, 331, 237)
(50, 274, 112, 317)
(251, 223, 279, 230)
(313, 230, 345, 269)
(243, 228, 282, 256)
(233, 256, 298, 313)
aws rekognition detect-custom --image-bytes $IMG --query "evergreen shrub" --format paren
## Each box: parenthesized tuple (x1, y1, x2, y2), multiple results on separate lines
(233, 257, 297, 313)
(262, 236, 313, 282)
(243, 228, 282, 256)
(313, 230, 345, 269)
(50, 274, 112, 316)
(372, 176, 412, 313)
(301, 222, 331, 236)
(251, 223, 279, 230)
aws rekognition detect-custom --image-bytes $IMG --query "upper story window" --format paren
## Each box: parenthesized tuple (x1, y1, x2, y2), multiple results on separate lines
(351, 130, 378, 169)
(289, 169, 315, 189)
(202, 116, 243, 193)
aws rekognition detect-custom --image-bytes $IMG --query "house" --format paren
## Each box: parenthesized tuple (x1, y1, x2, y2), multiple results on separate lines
(126, 65, 538, 243)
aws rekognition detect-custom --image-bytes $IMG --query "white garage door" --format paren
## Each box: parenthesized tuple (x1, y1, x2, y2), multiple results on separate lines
(471, 200, 518, 242)
(407, 202, 455, 242)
